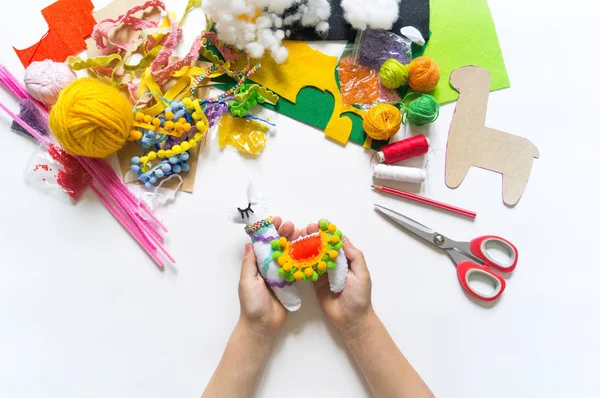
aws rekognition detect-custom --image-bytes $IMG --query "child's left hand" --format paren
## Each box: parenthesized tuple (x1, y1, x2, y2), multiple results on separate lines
(238, 216, 306, 337)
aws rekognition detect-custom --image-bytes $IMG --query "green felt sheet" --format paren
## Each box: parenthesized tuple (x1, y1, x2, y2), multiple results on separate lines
(424, 0, 510, 104)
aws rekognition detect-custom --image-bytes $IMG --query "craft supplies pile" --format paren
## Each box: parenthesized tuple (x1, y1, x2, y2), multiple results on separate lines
(0, 0, 538, 276)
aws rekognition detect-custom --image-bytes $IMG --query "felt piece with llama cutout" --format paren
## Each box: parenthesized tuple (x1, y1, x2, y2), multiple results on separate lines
(230, 183, 349, 312)
(446, 66, 539, 206)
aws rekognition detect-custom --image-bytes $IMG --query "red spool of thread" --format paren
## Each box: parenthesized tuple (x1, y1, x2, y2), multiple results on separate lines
(376, 134, 429, 164)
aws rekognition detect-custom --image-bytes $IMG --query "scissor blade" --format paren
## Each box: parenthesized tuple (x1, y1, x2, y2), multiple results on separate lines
(374, 204, 437, 244)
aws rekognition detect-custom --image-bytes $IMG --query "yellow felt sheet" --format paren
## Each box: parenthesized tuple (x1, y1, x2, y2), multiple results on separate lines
(231, 41, 365, 145)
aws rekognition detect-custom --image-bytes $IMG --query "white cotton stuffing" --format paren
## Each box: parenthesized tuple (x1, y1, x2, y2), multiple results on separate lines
(256, 15, 273, 29)
(283, 0, 331, 30)
(341, 0, 401, 31)
(246, 41, 266, 58)
(315, 21, 329, 33)
(268, 0, 297, 14)
(272, 15, 283, 28)
(274, 29, 285, 41)
(272, 46, 289, 64)
(202, 0, 332, 64)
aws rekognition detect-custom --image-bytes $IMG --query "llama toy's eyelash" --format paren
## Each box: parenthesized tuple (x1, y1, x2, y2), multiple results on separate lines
(237, 203, 254, 219)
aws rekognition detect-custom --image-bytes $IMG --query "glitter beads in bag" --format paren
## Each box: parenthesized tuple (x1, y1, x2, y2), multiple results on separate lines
(353, 29, 413, 70)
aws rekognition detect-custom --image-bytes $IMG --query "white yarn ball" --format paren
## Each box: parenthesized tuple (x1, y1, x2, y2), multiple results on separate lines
(24, 60, 77, 106)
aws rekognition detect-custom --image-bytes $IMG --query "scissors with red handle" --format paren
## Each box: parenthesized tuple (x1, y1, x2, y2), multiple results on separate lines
(375, 204, 518, 301)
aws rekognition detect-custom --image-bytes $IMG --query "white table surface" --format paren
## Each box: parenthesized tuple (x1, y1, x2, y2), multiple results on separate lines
(1, 0, 599, 397)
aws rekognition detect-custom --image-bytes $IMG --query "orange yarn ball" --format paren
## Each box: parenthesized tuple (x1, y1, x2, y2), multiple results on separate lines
(408, 57, 440, 93)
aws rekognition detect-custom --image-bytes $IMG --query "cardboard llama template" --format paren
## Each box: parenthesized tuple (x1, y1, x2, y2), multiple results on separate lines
(446, 66, 539, 206)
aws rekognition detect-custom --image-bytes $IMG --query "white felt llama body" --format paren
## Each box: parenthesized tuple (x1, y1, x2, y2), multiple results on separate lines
(230, 183, 349, 312)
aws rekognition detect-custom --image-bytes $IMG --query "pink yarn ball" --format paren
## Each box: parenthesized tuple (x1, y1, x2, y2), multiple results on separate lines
(24, 60, 77, 106)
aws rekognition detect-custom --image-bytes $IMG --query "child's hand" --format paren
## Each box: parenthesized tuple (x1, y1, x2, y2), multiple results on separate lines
(238, 217, 303, 337)
(312, 229, 374, 337)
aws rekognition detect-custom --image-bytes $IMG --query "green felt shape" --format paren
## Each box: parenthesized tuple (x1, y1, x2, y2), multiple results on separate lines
(261, 86, 333, 132)
(424, 0, 510, 104)
(235, 84, 279, 104)
(213, 76, 370, 146)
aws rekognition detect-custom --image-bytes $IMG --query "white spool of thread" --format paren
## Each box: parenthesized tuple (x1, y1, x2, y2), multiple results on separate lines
(373, 164, 426, 183)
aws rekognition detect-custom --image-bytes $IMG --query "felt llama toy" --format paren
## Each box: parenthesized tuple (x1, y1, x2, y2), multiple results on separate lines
(230, 182, 349, 311)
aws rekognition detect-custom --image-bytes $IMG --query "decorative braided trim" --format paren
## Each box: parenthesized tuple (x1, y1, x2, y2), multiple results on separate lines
(245, 216, 274, 234)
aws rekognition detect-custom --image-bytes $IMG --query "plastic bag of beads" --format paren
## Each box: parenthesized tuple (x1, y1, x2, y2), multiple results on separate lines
(352, 29, 412, 71)
(337, 42, 402, 107)
(218, 114, 270, 155)
(24, 142, 91, 202)
(337, 55, 381, 106)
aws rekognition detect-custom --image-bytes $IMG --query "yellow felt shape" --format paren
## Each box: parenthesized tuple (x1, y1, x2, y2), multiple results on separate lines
(230, 41, 365, 144)
(218, 114, 269, 154)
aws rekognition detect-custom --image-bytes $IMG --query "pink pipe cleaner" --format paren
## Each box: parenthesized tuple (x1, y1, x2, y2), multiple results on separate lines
(0, 63, 174, 267)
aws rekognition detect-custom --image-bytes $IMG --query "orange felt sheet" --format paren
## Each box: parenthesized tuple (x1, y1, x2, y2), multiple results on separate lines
(14, 0, 96, 67)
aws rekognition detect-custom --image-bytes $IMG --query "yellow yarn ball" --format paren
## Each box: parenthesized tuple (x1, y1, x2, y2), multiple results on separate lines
(50, 78, 132, 158)
(362, 104, 402, 140)
(379, 58, 409, 89)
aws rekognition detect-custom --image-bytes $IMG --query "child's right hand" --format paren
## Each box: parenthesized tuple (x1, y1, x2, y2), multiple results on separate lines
(310, 226, 375, 338)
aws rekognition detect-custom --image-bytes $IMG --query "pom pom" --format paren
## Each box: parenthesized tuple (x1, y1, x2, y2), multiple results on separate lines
(408, 57, 440, 93)
(379, 58, 409, 89)
(24, 60, 77, 106)
(319, 220, 329, 230)
(49, 78, 133, 158)
(362, 104, 402, 140)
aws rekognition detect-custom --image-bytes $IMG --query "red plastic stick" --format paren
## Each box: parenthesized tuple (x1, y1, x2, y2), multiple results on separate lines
(372, 185, 477, 218)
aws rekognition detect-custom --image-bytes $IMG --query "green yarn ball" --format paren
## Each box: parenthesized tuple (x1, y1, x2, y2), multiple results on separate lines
(406, 94, 440, 126)
(379, 59, 409, 89)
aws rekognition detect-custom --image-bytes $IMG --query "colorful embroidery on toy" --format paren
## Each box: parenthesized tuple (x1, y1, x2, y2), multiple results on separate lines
(245, 216, 274, 234)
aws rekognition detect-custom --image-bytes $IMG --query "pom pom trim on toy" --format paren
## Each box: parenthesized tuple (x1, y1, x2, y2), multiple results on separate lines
(272, 220, 343, 282)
